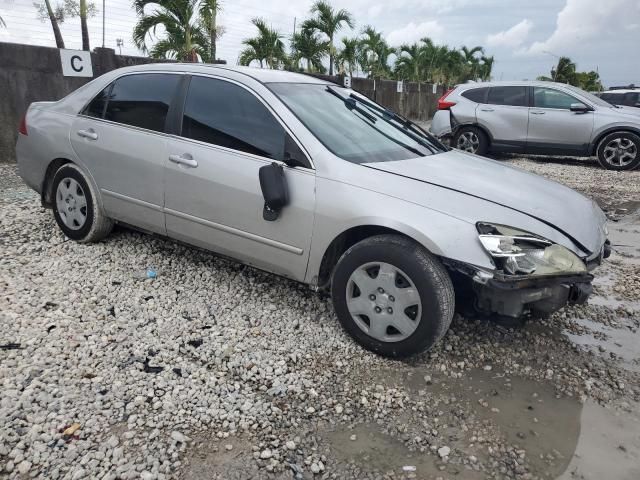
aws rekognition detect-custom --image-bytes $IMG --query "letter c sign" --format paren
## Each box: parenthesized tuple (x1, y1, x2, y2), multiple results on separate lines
(60, 49, 93, 77)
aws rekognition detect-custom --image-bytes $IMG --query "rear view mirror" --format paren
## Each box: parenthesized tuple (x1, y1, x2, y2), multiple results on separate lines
(259, 162, 289, 221)
(570, 102, 591, 113)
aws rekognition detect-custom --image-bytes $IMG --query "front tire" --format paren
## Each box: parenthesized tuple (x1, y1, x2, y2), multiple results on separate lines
(331, 235, 455, 358)
(453, 126, 489, 155)
(52, 164, 113, 242)
(596, 131, 640, 171)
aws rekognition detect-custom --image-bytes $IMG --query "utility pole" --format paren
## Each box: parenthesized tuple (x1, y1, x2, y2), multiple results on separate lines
(102, 0, 105, 48)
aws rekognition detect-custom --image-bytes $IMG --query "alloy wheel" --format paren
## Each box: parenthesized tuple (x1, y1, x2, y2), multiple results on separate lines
(456, 131, 480, 153)
(602, 137, 637, 168)
(345, 262, 422, 343)
(55, 177, 88, 230)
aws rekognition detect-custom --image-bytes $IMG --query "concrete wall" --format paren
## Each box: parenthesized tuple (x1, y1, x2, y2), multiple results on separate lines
(0, 42, 169, 161)
(310, 73, 445, 122)
(0, 42, 445, 162)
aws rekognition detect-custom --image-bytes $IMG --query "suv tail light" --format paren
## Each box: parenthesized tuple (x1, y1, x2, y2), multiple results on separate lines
(18, 112, 28, 136)
(437, 88, 456, 110)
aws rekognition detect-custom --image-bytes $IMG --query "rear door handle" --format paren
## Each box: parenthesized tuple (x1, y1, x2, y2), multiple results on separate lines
(77, 129, 98, 140)
(169, 154, 198, 168)
(530, 111, 545, 115)
(480, 108, 494, 112)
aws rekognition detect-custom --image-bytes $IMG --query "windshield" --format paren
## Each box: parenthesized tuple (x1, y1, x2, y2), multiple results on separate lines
(269, 83, 444, 164)
(563, 84, 613, 108)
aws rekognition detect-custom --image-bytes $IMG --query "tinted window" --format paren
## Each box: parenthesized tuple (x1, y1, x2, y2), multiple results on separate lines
(533, 87, 579, 109)
(182, 76, 285, 160)
(461, 87, 487, 103)
(624, 92, 639, 106)
(104, 74, 179, 132)
(600, 93, 623, 105)
(487, 86, 528, 106)
(84, 85, 111, 118)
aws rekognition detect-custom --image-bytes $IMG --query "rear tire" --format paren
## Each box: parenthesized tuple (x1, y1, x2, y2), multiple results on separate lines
(52, 164, 113, 243)
(453, 126, 489, 155)
(596, 131, 640, 171)
(331, 235, 455, 358)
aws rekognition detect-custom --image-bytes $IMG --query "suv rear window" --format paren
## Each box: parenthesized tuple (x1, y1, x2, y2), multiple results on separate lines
(461, 87, 488, 103)
(487, 86, 528, 107)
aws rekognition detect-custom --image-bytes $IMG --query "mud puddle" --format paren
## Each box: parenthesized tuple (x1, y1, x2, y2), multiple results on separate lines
(564, 317, 640, 372)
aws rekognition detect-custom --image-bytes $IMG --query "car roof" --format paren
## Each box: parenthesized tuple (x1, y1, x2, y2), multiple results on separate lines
(601, 89, 639, 94)
(455, 80, 582, 90)
(109, 62, 332, 85)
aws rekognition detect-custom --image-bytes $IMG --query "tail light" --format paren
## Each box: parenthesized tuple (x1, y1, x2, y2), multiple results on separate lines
(18, 112, 28, 136)
(437, 88, 456, 110)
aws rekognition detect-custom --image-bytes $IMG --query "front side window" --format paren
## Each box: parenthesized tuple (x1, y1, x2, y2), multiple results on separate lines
(487, 86, 528, 107)
(181, 76, 286, 160)
(102, 73, 180, 132)
(270, 83, 443, 164)
(624, 92, 639, 106)
(600, 93, 623, 105)
(533, 87, 579, 110)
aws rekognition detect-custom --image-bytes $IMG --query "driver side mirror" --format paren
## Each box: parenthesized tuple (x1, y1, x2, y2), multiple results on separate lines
(570, 102, 591, 113)
(259, 162, 289, 221)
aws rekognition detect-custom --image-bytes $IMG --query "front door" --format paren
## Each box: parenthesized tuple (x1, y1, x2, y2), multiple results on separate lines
(164, 75, 316, 282)
(527, 87, 594, 155)
(70, 72, 182, 234)
(476, 85, 530, 152)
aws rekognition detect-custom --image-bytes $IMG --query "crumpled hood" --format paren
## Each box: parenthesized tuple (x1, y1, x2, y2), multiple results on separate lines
(364, 150, 607, 255)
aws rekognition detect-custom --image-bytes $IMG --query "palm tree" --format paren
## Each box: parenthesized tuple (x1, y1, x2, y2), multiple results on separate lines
(358, 26, 392, 78)
(199, 0, 223, 61)
(290, 29, 329, 73)
(64, 0, 98, 51)
(478, 55, 494, 81)
(34, 0, 66, 48)
(302, 1, 354, 76)
(336, 37, 358, 76)
(394, 43, 425, 82)
(133, 0, 210, 62)
(460, 45, 484, 81)
(239, 18, 286, 69)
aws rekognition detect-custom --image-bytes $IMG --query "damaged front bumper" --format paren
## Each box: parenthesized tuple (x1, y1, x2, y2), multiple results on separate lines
(447, 239, 610, 319)
(473, 271, 593, 318)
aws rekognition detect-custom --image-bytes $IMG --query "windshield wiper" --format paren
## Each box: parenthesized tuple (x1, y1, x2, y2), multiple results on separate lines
(326, 86, 377, 122)
(348, 93, 445, 153)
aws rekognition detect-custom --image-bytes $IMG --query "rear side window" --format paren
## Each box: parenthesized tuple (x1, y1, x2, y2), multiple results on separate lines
(599, 93, 623, 105)
(83, 85, 111, 118)
(461, 87, 488, 103)
(487, 86, 528, 107)
(181, 76, 286, 160)
(533, 87, 579, 110)
(624, 92, 639, 106)
(102, 74, 180, 132)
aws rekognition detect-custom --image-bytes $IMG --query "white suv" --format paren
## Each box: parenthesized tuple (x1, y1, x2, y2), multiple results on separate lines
(430, 81, 640, 171)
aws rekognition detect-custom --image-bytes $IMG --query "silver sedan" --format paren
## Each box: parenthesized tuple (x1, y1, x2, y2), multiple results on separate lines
(16, 64, 610, 357)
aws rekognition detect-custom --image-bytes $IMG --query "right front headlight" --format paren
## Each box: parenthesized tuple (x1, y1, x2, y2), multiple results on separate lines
(477, 223, 587, 276)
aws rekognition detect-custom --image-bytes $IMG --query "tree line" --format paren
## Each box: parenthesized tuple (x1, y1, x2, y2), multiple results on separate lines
(537, 56, 604, 92)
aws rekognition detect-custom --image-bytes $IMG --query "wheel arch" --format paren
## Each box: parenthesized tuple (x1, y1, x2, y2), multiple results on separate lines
(591, 126, 640, 156)
(41, 158, 73, 208)
(314, 223, 442, 290)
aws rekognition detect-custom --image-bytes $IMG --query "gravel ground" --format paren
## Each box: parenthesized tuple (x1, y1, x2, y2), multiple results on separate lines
(1, 157, 639, 480)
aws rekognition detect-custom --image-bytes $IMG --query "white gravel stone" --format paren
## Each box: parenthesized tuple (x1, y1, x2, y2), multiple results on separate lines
(438, 446, 451, 458)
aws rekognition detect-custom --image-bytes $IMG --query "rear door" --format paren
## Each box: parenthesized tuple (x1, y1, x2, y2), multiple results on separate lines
(70, 72, 181, 234)
(476, 86, 529, 152)
(164, 75, 316, 282)
(527, 86, 594, 155)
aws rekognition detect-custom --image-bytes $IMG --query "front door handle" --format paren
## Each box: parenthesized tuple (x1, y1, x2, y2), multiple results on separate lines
(169, 154, 198, 168)
(480, 108, 494, 112)
(77, 129, 98, 140)
(530, 111, 545, 115)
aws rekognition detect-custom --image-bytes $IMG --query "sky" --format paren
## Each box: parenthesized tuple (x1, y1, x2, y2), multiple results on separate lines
(1, 0, 639, 87)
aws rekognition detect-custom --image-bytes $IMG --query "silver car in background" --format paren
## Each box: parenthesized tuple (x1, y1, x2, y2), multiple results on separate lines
(16, 64, 610, 358)
(431, 80, 640, 171)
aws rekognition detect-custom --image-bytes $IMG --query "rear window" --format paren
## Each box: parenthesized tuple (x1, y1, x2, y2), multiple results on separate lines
(487, 86, 528, 107)
(461, 87, 487, 103)
(84, 73, 181, 133)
